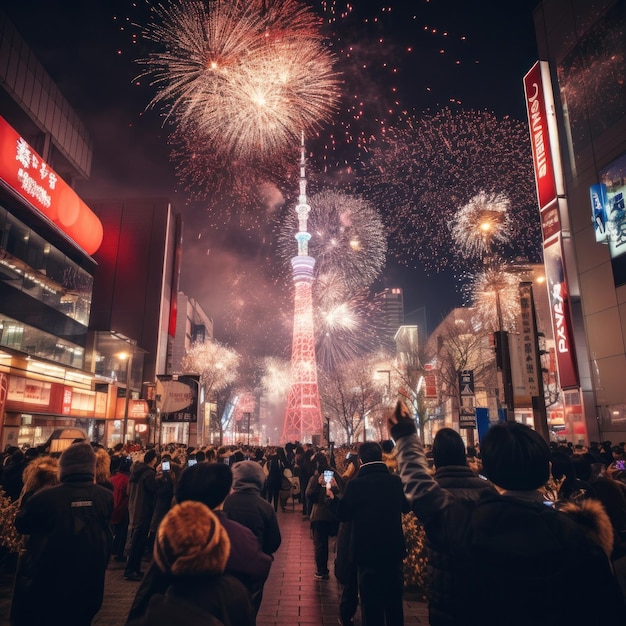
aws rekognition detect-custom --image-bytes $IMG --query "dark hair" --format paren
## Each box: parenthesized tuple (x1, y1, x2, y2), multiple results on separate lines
(358, 442, 382, 464)
(144, 450, 159, 465)
(176, 462, 233, 509)
(195, 450, 206, 463)
(550, 451, 578, 498)
(432, 428, 467, 468)
(110, 455, 121, 474)
(119, 456, 133, 473)
(315, 453, 329, 472)
(480, 422, 550, 490)
(573, 454, 593, 482)
(381, 440, 395, 454)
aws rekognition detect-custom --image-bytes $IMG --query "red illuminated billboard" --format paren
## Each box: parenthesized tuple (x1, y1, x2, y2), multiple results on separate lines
(543, 237, 579, 389)
(524, 62, 558, 212)
(0, 115, 103, 255)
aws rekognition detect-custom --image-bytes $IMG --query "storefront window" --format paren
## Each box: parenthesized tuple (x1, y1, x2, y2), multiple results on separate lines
(0, 314, 84, 368)
(0, 205, 93, 325)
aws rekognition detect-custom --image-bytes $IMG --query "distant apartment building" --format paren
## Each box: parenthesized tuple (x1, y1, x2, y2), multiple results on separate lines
(379, 287, 404, 350)
(168, 292, 214, 374)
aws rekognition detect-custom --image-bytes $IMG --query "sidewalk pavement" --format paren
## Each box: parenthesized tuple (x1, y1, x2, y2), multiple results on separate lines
(1, 507, 430, 625)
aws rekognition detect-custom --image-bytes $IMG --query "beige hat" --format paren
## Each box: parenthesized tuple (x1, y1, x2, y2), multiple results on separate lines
(154, 501, 230, 576)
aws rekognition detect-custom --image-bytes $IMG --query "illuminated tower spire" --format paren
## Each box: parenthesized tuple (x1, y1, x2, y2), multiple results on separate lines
(281, 133, 323, 443)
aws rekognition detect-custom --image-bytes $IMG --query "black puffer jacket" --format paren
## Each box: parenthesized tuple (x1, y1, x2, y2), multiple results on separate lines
(395, 434, 625, 626)
(223, 461, 281, 555)
(426, 465, 495, 623)
(14, 474, 113, 625)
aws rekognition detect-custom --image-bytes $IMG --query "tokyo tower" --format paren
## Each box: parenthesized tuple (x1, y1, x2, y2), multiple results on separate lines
(281, 135, 323, 444)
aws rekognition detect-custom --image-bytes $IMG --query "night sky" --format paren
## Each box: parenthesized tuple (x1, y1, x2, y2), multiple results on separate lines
(1, 0, 541, 360)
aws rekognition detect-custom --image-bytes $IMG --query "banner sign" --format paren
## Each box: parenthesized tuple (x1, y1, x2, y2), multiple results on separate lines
(518, 283, 540, 397)
(458, 370, 476, 428)
(156, 375, 199, 422)
(543, 237, 579, 389)
(524, 61, 558, 211)
(590, 183, 609, 243)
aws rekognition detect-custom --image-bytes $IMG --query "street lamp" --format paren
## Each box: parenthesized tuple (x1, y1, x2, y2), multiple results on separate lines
(118, 350, 133, 445)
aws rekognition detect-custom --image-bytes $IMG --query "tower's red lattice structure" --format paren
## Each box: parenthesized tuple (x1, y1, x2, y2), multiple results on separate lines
(281, 138, 323, 443)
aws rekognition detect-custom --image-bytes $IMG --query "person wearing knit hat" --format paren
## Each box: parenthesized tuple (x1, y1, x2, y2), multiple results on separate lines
(13, 442, 113, 626)
(154, 501, 231, 576)
(223, 460, 282, 556)
(59, 440, 96, 479)
(127, 501, 254, 626)
(126, 462, 272, 624)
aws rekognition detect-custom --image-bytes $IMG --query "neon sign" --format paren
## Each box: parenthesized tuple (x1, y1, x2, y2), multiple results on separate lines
(0, 115, 103, 255)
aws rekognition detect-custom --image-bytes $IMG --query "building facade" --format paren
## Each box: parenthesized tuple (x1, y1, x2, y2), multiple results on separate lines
(0, 10, 183, 449)
(531, 0, 626, 443)
(87, 198, 181, 447)
(0, 10, 104, 448)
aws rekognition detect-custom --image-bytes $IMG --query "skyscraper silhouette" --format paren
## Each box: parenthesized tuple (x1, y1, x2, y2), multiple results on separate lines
(281, 135, 323, 443)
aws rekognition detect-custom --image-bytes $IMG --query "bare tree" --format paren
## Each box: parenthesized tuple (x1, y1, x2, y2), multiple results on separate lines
(182, 340, 241, 445)
(390, 332, 436, 444)
(319, 357, 386, 445)
(430, 310, 497, 424)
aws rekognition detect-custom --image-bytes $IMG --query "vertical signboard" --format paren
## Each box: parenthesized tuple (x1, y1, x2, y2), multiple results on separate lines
(524, 60, 580, 395)
(518, 283, 540, 397)
(458, 370, 476, 429)
(523, 61, 558, 212)
(590, 183, 609, 243)
(544, 238, 579, 389)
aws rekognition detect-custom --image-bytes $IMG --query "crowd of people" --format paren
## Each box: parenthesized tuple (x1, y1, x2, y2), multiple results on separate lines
(1, 413, 625, 625)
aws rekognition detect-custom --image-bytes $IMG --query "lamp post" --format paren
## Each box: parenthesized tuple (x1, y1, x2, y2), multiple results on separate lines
(118, 351, 133, 445)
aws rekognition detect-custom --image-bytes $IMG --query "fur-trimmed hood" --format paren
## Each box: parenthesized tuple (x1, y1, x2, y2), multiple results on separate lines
(560, 498, 614, 558)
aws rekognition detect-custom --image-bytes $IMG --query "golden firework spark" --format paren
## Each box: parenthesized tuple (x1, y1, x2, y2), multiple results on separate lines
(140, 0, 340, 157)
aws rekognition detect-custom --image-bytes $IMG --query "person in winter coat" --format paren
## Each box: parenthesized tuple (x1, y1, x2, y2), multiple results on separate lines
(125, 449, 162, 581)
(306, 452, 343, 580)
(13, 442, 113, 626)
(148, 458, 181, 552)
(425, 428, 496, 626)
(17, 454, 60, 506)
(110, 456, 132, 561)
(328, 442, 409, 626)
(265, 447, 289, 512)
(389, 402, 625, 626)
(126, 501, 254, 626)
(126, 462, 272, 624)
(224, 460, 282, 556)
(2, 448, 27, 501)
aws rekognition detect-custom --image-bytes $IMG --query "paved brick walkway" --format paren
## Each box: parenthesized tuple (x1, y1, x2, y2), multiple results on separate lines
(0, 507, 429, 625)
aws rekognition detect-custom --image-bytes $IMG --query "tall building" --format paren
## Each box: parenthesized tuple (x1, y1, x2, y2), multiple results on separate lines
(168, 292, 214, 375)
(0, 10, 183, 449)
(380, 287, 404, 350)
(87, 198, 182, 446)
(0, 10, 104, 448)
(528, 0, 626, 442)
(281, 138, 323, 444)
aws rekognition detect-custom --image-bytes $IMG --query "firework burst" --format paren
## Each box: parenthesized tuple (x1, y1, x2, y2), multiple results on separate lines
(259, 356, 291, 402)
(356, 108, 541, 272)
(279, 189, 387, 292)
(140, 0, 340, 158)
(314, 273, 385, 371)
(469, 265, 520, 332)
(451, 191, 512, 260)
